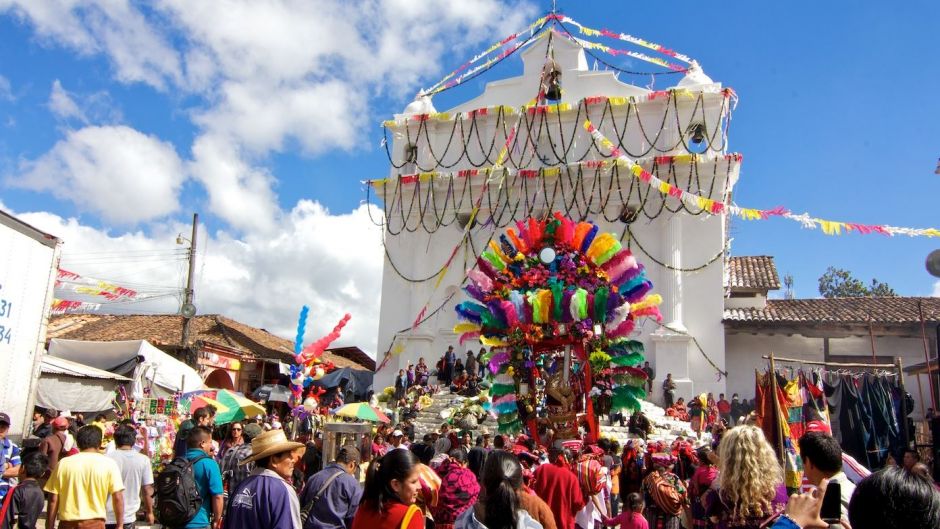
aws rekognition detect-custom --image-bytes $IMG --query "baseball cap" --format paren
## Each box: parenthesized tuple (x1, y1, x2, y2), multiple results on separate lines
(243, 423, 263, 440)
(52, 417, 69, 429)
(0, 413, 10, 425)
(392, 429, 404, 437)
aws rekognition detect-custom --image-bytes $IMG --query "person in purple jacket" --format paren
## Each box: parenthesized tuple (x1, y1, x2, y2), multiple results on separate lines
(222, 430, 306, 529)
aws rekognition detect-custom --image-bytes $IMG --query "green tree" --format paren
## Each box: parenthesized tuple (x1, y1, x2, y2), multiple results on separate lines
(818, 266, 897, 298)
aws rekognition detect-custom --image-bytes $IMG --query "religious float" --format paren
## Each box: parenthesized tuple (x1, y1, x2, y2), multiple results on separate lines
(453, 213, 661, 440)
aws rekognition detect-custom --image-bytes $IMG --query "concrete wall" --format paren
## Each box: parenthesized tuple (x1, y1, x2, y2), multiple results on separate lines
(725, 332, 935, 420)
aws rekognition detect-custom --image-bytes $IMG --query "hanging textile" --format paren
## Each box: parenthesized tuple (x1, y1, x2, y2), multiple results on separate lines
(824, 374, 872, 468)
(755, 370, 804, 491)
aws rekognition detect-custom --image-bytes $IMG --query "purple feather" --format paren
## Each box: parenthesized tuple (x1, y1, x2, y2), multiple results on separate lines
(489, 351, 510, 374)
(477, 256, 498, 279)
(613, 263, 645, 286)
(562, 289, 575, 323)
(522, 296, 534, 324)
(487, 300, 508, 327)
(465, 284, 486, 301)
(624, 281, 653, 302)
(580, 224, 599, 253)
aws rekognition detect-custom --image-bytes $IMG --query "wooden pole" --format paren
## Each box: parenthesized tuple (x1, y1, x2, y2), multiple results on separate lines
(867, 315, 877, 366)
(896, 357, 911, 448)
(768, 352, 785, 462)
(916, 373, 926, 417)
(760, 356, 894, 369)
(917, 301, 939, 410)
(182, 213, 199, 348)
(563, 344, 571, 383)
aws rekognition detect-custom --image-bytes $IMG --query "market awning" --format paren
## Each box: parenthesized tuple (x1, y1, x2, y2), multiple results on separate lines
(48, 338, 205, 397)
(36, 355, 130, 414)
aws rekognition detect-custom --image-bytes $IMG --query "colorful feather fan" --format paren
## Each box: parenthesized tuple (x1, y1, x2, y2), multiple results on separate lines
(453, 212, 662, 423)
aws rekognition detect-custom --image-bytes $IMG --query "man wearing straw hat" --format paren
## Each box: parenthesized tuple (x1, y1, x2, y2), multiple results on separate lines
(222, 429, 305, 529)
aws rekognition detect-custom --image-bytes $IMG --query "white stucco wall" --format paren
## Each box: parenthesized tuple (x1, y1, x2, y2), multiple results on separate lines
(374, 30, 736, 394)
(725, 332, 935, 420)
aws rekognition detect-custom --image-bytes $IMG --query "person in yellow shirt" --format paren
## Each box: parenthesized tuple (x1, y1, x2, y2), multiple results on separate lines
(44, 425, 124, 529)
(90, 414, 110, 449)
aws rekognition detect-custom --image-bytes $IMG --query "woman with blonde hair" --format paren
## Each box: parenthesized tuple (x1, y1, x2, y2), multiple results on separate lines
(705, 426, 788, 529)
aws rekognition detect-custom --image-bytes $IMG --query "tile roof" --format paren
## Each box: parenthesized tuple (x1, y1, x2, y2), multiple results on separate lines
(724, 297, 940, 326)
(325, 346, 376, 372)
(727, 256, 781, 291)
(47, 314, 370, 370)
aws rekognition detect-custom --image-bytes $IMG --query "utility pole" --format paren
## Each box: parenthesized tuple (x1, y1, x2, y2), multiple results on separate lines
(181, 213, 198, 351)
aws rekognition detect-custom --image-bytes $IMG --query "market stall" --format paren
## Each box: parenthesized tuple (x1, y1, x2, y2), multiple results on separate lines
(36, 354, 131, 413)
(48, 338, 204, 397)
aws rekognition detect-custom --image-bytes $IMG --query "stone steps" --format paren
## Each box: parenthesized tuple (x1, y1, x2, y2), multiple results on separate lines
(406, 389, 705, 448)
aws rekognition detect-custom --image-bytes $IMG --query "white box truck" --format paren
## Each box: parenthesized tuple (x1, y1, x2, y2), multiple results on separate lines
(0, 210, 61, 441)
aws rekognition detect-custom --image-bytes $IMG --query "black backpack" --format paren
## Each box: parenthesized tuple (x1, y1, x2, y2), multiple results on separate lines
(156, 455, 208, 528)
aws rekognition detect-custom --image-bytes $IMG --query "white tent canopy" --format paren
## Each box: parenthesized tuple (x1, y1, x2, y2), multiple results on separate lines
(48, 339, 205, 397)
(36, 355, 130, 413)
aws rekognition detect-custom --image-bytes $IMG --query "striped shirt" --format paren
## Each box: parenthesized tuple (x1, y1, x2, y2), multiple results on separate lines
(0, 438, 21, 500)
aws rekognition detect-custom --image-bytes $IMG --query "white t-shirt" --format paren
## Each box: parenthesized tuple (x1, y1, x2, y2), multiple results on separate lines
(106, 448, 155, 524)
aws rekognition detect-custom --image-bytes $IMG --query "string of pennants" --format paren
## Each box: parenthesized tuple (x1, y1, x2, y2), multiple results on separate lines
(52, 268, 163, 314)
(50, 299, 102, 315)
(56, 268, 139, 300)
(369, 124, 940, 238)
(366, 152, 740, 188)
(382, 89, 731, 128)
(422, 13, 695, 96)
(582, 120, 940, 238)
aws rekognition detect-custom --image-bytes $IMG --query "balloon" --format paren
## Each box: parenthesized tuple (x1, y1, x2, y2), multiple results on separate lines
(299, 313, 352, 362)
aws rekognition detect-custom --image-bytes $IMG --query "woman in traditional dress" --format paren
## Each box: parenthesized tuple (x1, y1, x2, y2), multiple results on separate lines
(641, 453, 687, 529)
(619, 440, 646, 500)
(671, 398, 688, 422)
(432, 449, 481, 529)
(704, 426, 788, 529)
(417, 357, 430, 386)
(688, 446, 718, 529)
(396, 369, 409, 401)
(689, 396, 706, 439)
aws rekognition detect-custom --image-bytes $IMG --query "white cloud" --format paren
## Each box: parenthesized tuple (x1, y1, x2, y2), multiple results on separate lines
(0, 0, 182, 89)
(14, 126, 186, 224)
(5, 201, 384, 355)
(189, 134, 279, 234)
(0, 1, 539, 354)
(48, 79, 85, 121)
(48, 80, 123, 124)
(0, 74, 12, 101)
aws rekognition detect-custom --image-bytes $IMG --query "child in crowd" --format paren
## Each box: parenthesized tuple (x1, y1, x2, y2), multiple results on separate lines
(602, 492, 648, 529)
(1, 452, 47, 529)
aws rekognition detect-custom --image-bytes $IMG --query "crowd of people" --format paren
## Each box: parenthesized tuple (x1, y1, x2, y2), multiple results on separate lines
(656, 374, 757, 437)
(0, 364, 935, 529)
(328, 421, 939, 529)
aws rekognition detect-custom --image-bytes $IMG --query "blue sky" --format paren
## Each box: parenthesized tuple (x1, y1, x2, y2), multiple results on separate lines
(1, 1, 938, 350)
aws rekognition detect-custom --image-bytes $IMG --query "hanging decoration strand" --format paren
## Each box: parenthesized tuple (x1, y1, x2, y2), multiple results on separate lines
(584, 120, 940, 238)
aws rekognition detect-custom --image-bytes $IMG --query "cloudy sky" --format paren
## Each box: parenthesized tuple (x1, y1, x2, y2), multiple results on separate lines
(1, 1, 939, 356)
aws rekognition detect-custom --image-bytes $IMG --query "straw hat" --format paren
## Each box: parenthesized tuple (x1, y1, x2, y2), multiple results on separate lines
(240, 429, 304, 465)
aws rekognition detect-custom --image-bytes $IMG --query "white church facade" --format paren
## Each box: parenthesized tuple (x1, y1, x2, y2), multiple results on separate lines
(370, 29, 940, 420)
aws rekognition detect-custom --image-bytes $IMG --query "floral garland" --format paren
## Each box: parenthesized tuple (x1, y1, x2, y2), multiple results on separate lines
(454, 212, 662, 434)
